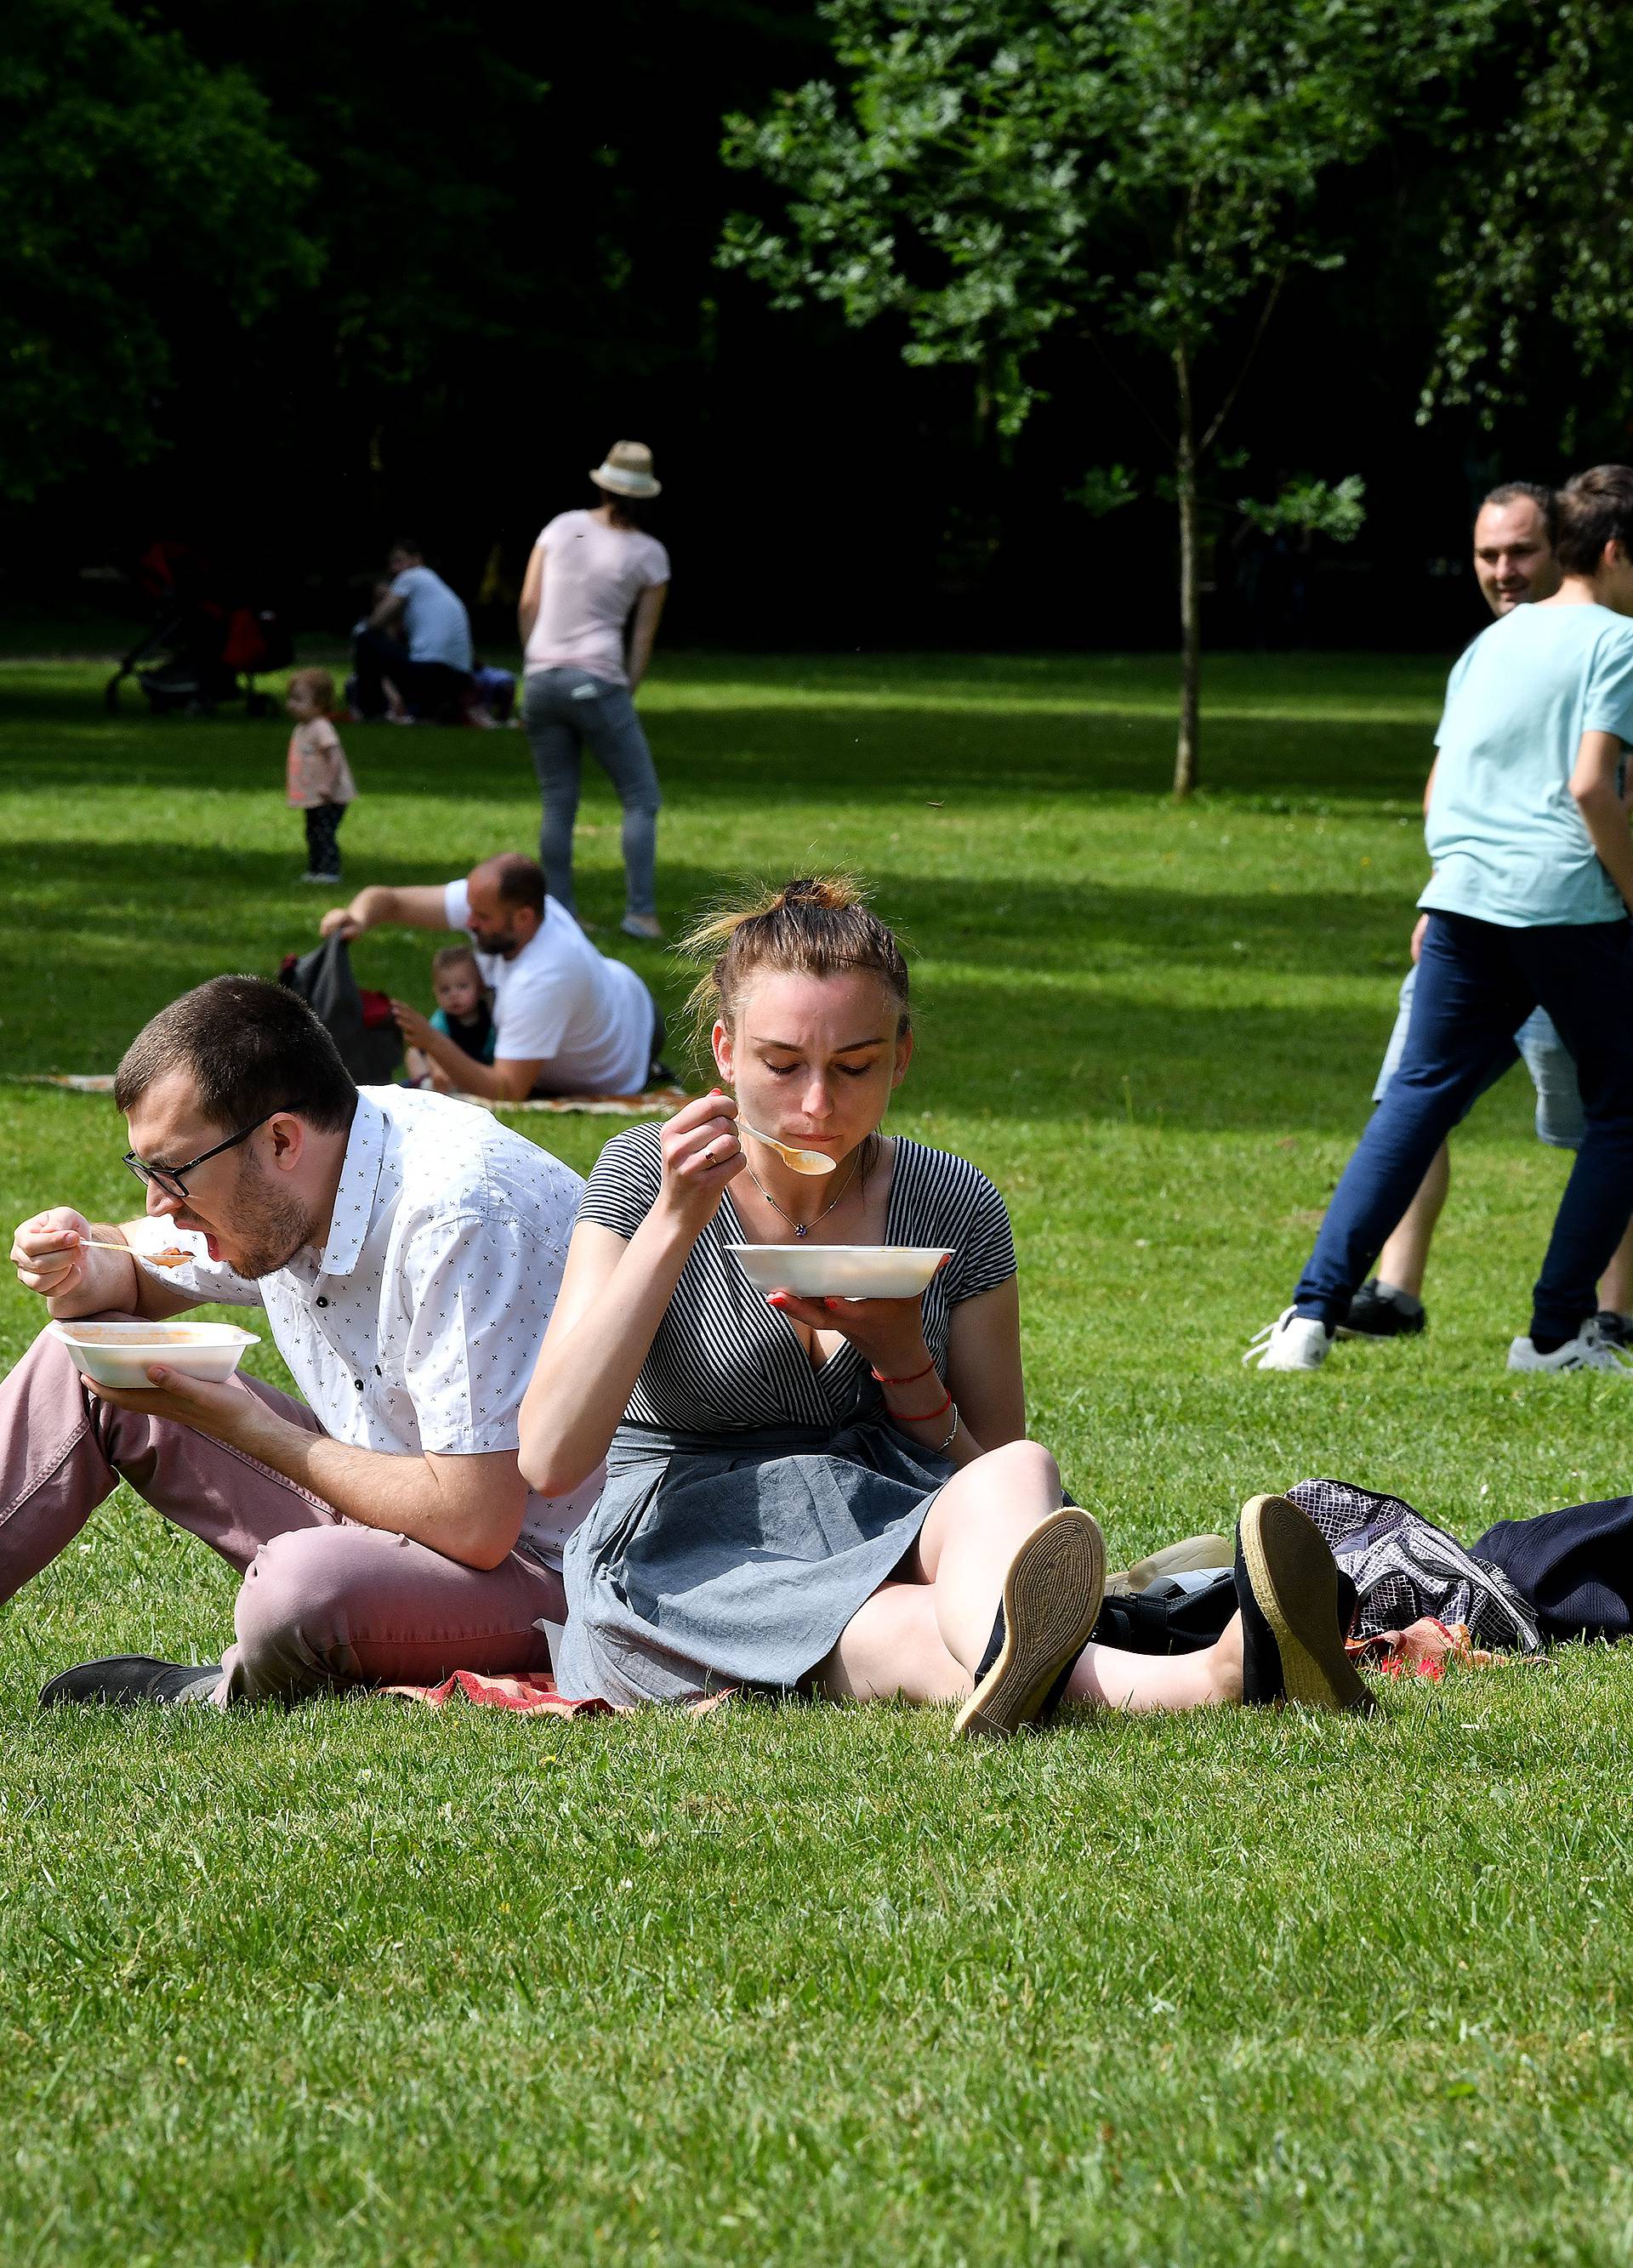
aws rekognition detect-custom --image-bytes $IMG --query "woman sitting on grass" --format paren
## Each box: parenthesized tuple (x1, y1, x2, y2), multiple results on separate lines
(521, 876, 1368, 1730)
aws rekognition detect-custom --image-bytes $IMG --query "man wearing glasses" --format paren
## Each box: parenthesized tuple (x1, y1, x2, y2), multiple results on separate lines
(3, 975, 600, 1704)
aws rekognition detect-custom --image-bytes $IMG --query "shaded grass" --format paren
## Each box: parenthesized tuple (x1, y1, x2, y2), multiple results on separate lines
(3, 651, 1632, 2265)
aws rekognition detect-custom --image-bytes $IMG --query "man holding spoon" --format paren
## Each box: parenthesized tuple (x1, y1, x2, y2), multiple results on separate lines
(3, 975, 599, 1706)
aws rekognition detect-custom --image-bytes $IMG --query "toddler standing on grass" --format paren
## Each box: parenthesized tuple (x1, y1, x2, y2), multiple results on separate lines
(286, 668, 359, 884)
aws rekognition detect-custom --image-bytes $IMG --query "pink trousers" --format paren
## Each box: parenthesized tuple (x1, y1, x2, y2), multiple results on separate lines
(0, 1319, 564, 1704)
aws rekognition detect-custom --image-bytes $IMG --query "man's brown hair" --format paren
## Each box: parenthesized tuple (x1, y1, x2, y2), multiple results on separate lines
(471, 852, 546, 918)
(113, 976, 356, 1134)
(1555, 465, 1633, 576)
(1482, 481, 1558, 547)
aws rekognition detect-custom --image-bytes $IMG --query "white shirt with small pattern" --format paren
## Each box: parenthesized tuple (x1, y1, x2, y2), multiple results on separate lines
(127, 1086, 601, 1568)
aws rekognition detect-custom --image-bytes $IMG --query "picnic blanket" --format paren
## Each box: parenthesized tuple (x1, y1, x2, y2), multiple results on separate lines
(6, 1074, 687, 1116)
(382, 1668, 733, 1716)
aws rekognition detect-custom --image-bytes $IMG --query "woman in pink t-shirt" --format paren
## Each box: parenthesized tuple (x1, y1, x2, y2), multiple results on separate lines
(517, 441, 671, 941)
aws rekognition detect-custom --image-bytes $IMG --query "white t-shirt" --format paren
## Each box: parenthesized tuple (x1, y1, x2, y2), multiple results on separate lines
(127, 1087, 602, 1569)
(444, 878, 653, 1094)
(390, 565, 473, 673)
(523, 510, 670, 687)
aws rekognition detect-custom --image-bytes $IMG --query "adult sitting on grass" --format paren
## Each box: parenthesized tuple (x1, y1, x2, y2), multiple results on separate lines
(322, 852, 666, 1103)
(521, 875, 1369, 1729)
(3, 977, 600, 1707)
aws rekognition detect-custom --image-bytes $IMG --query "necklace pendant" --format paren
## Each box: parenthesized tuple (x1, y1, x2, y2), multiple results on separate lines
(795, 1224, 809, 1238)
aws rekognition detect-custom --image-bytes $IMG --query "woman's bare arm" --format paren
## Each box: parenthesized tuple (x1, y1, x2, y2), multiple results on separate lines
(518, 544, 545, 648)
(626, 583, 668, 691)
(943, 1277, 1026, 1452)
(518, 1097, 743, 1496)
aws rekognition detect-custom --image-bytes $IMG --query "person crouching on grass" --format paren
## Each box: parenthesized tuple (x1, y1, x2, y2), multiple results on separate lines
(521, 874, 1372, 1730)
(285, 667, 358, 884)
(404, 944, 496, 1090)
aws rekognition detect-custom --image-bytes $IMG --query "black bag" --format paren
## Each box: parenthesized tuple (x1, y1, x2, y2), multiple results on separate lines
(1090, 1567, 1240, 1655)
(277, 935, 402, 1084)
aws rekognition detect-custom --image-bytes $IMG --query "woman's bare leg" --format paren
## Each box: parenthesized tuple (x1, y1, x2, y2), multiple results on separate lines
(814, 1582, 970, 1702)
(1062, 1611, 1243, 1714)
(913, 1440, 1073, 1673)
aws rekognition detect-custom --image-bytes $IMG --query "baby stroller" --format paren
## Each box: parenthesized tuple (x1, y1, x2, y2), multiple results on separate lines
(104, 540, 294, 717)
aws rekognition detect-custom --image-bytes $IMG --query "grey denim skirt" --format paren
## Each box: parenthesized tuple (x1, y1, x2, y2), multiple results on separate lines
(552, 1418, 957, 1706)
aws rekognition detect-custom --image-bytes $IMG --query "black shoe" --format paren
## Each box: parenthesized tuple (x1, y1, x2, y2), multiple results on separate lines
(1234, 1497, 1374, 1713)
(40, 1657, 222, 1708)
(1337, 1279, 1426, 1339)
(1594, 1310, 1633, 1349)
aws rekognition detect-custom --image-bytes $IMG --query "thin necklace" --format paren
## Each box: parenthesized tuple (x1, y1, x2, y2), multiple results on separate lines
(745, 1147, 862, 1237)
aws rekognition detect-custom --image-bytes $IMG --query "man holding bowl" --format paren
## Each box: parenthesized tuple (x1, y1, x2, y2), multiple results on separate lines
(2, 975, 599, 1705)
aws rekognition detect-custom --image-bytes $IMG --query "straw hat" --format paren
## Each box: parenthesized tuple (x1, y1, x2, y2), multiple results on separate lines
(589, 440, 662, 499)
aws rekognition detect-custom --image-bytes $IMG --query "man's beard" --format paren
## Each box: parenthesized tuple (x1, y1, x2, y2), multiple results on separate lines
(226, 1152, 319, 1278)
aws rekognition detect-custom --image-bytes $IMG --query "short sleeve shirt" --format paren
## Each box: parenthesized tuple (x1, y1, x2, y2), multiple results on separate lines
(443, 878, 652, 1094)
(390, 566, 473, 673)
(1422, 603, 1633, 928)
(286, 718, 358, 810)
(576, 1126, 1017, 1432)
(126, 1087, 601, 1567)
(522, 511, 671, 686)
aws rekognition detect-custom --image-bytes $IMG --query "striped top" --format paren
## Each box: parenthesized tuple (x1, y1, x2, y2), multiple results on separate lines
(578, 1125, 1017, 1433)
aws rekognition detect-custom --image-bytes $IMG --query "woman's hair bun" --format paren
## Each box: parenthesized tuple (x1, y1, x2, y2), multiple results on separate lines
(776, 875, 860, 912)
(679, 872, 910, 1054)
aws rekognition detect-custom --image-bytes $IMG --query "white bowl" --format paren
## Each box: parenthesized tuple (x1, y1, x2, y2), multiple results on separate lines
(49, 1319, 259, 1389)
(726, 1244, 953, 1299)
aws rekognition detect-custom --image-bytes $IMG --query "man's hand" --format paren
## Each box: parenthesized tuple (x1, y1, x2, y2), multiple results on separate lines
(77, 1365, 261, 1445)
(1408, 912, 1430, 963)
(12, 1208, 98, 1301)
(320, 907, 361, 941)
(391, 999, 435, 1050)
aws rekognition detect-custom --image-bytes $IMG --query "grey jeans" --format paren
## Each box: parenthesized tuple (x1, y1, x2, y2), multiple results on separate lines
(523, 668, 661, 918)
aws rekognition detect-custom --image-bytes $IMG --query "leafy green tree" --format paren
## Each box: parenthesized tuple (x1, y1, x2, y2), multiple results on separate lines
(1423, 0, 1633, 448)
(722, 0, 1496, 793)
(0, 0, 317, 503)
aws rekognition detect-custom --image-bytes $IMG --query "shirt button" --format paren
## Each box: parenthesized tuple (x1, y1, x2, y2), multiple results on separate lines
(316, 1296, 329, 1308)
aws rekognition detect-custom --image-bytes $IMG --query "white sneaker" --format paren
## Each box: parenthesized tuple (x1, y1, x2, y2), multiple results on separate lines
(1244, 1308, 1333, 1372)
(1507, 1321, 1633, 1375)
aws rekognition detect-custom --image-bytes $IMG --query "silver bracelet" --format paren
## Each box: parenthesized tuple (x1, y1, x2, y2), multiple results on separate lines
(932, 1399, 959, 1454)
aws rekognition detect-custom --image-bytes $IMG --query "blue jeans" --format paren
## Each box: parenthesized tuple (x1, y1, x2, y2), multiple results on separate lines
(523, 668, 661, 919)
(1295, 911, 1633, 1340)
(1374, 963, 1585, 1148)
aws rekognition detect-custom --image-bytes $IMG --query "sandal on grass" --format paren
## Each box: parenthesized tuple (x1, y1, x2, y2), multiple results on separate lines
(953, 1506, 1107, 1742)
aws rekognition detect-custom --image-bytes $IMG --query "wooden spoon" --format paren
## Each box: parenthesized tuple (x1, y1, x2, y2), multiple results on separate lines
(738, 1124, 836, 1177)
(77, 1238, 192, 1268)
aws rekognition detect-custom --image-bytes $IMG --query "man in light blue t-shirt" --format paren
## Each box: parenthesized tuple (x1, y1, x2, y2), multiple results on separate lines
(1253, 463, 1633, 1378)
(354, 539, 473, 723)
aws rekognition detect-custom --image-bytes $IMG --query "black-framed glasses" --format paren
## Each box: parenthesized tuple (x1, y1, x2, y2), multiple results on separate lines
(122, 1109, 288, 1202)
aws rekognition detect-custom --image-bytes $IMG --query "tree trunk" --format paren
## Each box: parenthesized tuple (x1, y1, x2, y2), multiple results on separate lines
(1173, 344, 1201, 800)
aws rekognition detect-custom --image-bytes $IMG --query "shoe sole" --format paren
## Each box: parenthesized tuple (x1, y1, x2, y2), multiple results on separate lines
(1238, 1495, 1375, 1715)
(953, 1508, 1107, 1742)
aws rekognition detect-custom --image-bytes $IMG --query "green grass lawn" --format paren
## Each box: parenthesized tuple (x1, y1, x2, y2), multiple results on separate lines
(4, 649, 1633, 2265)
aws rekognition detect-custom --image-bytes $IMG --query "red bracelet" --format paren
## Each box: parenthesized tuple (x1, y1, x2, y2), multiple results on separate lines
(871, 1358, 937, 1386)
(887, 1388, 954, 1424)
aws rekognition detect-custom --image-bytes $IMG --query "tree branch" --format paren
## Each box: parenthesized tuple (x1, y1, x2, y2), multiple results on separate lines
(1199, 269, 1287, 458)
(1076, 321, 1175, 456)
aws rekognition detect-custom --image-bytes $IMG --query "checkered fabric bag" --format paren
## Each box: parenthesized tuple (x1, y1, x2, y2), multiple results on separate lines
(1287, 1478, 1541, 1654)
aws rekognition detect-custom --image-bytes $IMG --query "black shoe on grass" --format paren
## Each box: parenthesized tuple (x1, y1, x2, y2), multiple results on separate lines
(1337, 1279, 1426, 1339)
(1234, 1497, 1374, 1714)
(40, 1657, 222, 1708)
